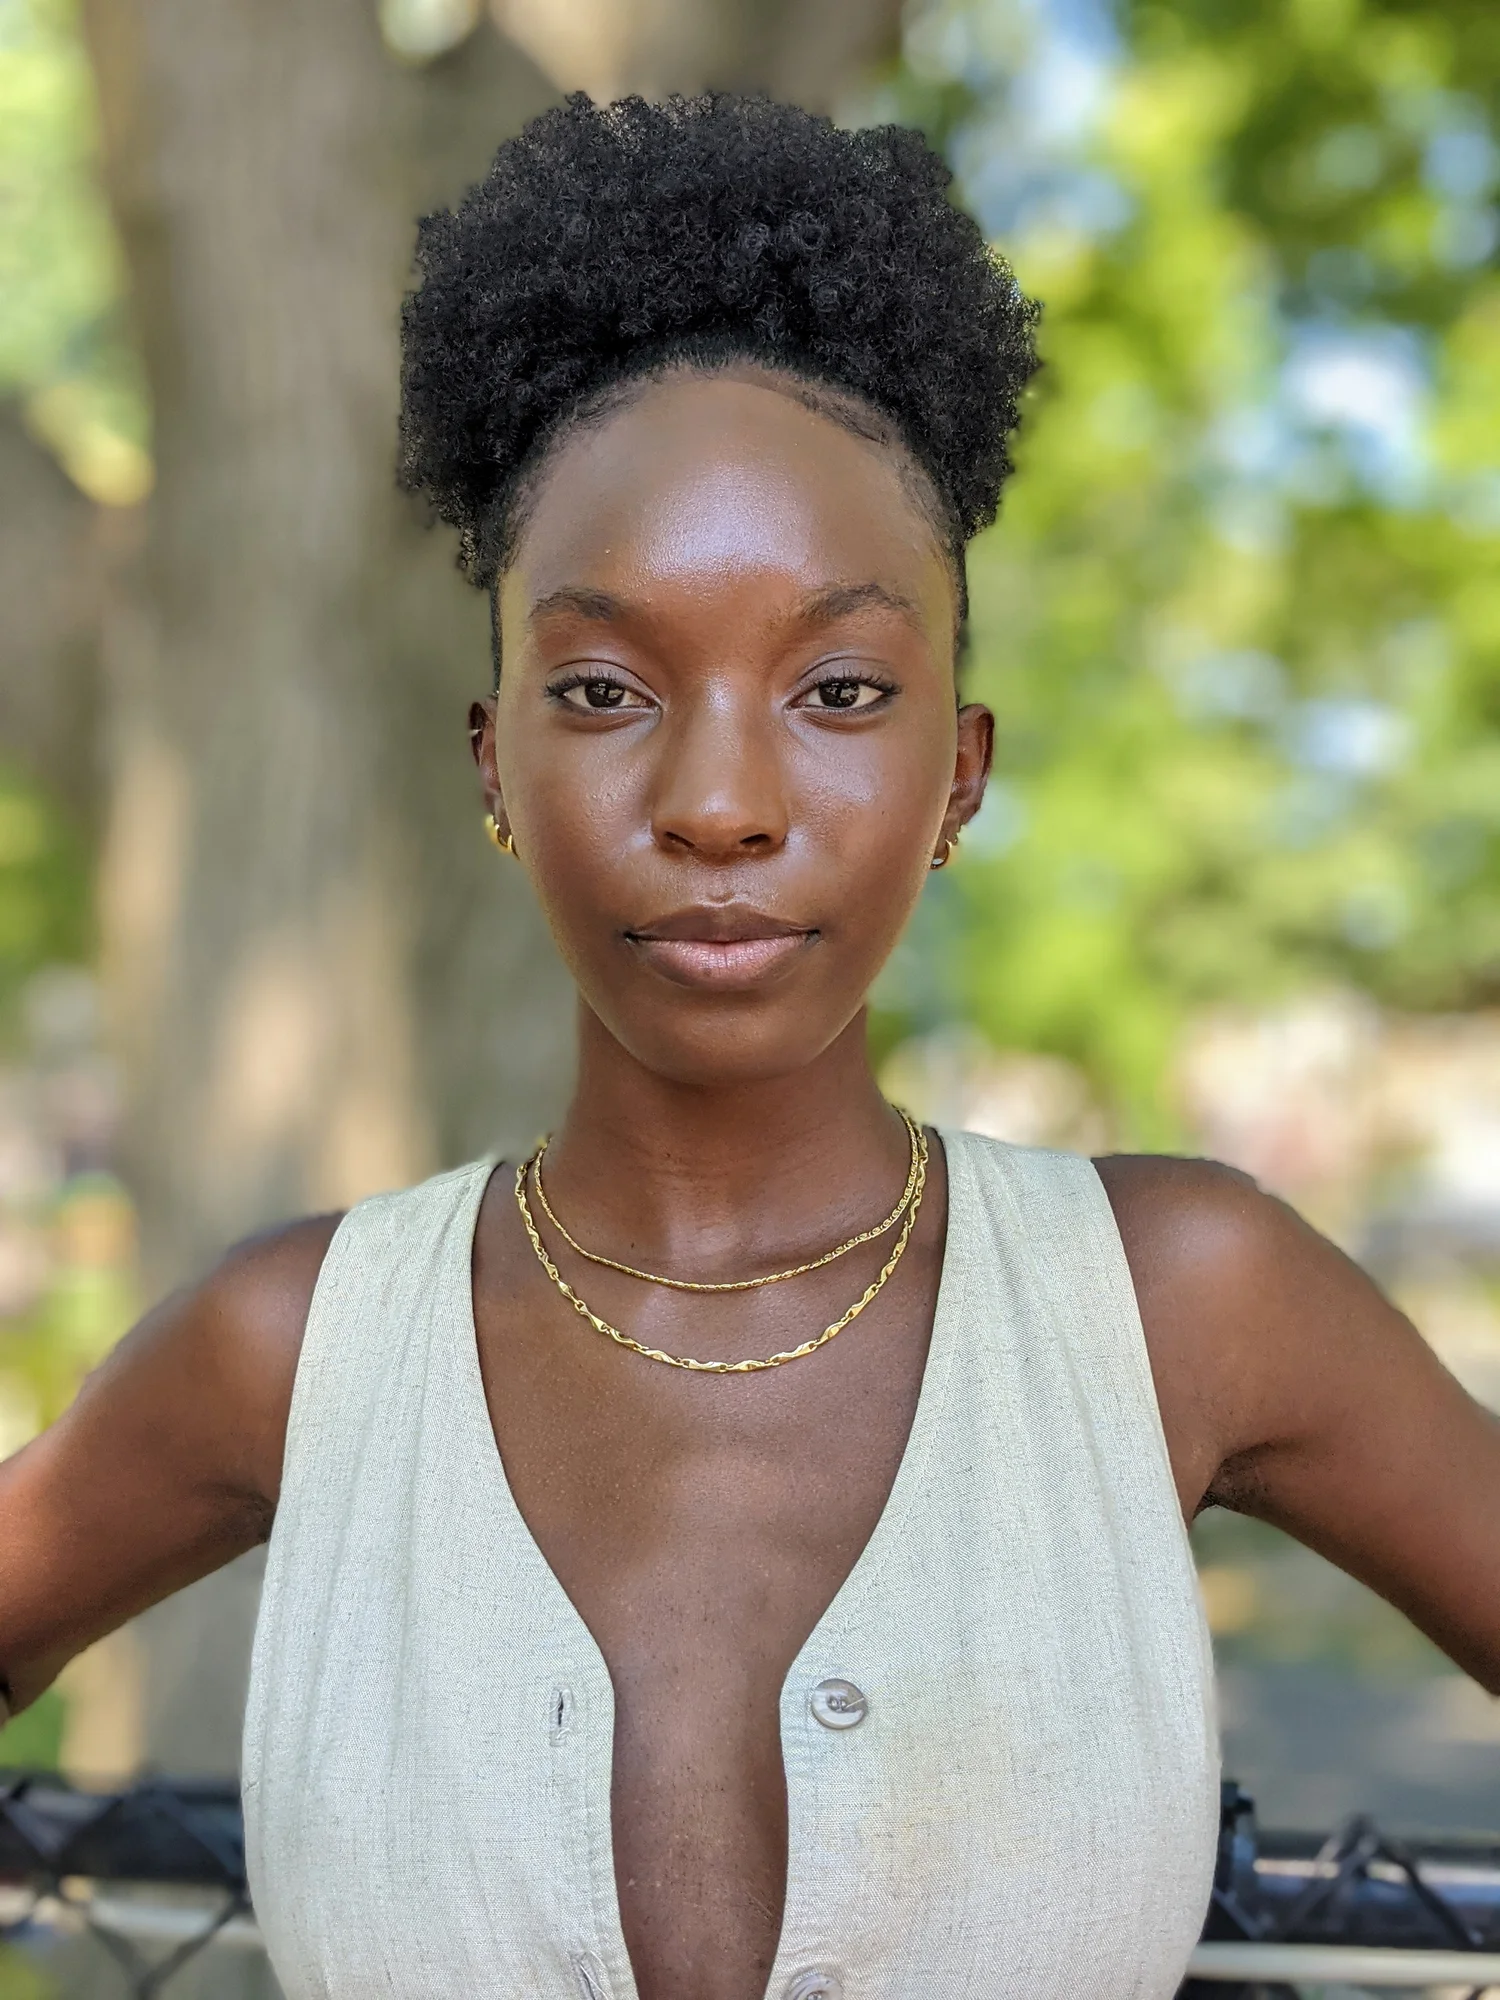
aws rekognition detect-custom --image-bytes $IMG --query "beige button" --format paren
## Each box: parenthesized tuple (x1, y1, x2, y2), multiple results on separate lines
(785, 1971, 843, 2000)
(809, 1678, 867, 1730)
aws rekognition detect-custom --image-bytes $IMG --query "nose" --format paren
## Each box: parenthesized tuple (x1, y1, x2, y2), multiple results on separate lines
(649, 684, 789, 860)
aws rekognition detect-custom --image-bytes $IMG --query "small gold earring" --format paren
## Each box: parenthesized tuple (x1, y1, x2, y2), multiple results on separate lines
(484, 813, 516, 857)
(930, 835, 956, 870)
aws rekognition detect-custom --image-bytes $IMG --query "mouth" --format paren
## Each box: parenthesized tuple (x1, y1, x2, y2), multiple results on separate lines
(625, 905, 817, 990)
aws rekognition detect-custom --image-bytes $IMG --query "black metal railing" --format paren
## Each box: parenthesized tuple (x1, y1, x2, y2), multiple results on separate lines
(3, 1769, 1500, 1997)
(1181, 1779, 1500, 1997)
(0, 1772, 249, 1997)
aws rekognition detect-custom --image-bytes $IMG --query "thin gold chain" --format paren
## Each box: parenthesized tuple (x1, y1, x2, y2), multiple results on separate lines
(513, 1126, 929, 1374)
(529, 1110, 923, 1293)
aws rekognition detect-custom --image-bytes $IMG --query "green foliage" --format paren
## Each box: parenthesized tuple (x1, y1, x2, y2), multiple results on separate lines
(0, 1685, 65, 1769)
(0, 772, 90, 1026)
(0, 0, 148, 501)
(880, 0, 1500, 1138)
(0, 1173, 139, 1428)
(0, 1945, 54, 2000)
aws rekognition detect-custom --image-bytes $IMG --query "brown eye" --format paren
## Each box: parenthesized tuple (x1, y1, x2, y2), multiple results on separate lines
(806, 677, 891, 711)
(553, 676, 649, 712)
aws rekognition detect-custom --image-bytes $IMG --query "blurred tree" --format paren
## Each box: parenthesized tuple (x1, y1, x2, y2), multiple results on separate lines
(0, 0, 142, 837)
(877, 0, 1500, 1140)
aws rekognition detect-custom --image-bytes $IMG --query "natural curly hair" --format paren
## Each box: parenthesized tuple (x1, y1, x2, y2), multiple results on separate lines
(398, 92, 1040, 596)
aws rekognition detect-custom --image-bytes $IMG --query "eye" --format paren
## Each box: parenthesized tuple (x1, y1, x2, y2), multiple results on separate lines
(549, 673, 652, 713)
(800, 674, 896, 712)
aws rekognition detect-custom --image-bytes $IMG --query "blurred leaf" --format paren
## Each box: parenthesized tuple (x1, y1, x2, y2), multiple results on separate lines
(0, 771, 89, 1020)
(0, 1684, 64, 1769)
(880, 0, 1500, 1138)
(0, 0, 149, 498)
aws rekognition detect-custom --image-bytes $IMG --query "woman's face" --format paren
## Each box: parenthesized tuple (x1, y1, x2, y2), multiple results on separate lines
(478, 368, 992, 1088)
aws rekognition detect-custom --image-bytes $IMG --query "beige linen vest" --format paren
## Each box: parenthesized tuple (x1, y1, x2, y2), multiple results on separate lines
(242, 1129, 1220, 1998)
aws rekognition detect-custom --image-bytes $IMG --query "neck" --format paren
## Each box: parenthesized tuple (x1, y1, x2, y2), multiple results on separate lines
(541, 1003, 911, 1267)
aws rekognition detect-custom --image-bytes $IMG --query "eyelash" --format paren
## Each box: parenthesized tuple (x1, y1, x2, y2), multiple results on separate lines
(544, 667, 900, 713)
(546, 670, 648, 712)
(801, 670, 898, 712)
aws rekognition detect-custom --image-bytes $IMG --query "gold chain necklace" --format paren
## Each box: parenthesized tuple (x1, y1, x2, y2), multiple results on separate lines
(529, 1110, 923, 1293)
(513, 1123, 929, 1374)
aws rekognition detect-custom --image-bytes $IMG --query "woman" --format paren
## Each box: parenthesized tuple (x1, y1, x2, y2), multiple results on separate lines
(2, 94, 1497, 2000)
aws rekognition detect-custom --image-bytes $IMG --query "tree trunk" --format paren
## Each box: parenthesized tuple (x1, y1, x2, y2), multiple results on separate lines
(84, 1, 568, 1303)
(72, 1, 901, 1986)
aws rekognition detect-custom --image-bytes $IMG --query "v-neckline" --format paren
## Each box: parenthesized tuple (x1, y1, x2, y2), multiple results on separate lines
(450, 1129, 970, 1997)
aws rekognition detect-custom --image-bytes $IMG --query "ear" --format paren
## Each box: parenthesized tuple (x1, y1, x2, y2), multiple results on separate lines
(469, 698, 515, 847)
(942, 702, 994, 850)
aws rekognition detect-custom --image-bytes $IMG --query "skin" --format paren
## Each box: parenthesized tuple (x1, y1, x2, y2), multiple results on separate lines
(2, 367, 1499, 2000)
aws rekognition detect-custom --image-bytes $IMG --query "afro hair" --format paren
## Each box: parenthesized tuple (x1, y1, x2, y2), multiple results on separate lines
(398, 92, 1041, 590)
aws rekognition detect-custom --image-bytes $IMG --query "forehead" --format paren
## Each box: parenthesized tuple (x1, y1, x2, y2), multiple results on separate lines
(503, 372, 954, 634)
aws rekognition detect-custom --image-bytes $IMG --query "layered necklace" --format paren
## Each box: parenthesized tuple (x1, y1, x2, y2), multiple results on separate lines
(513, 1109, 929, 1374)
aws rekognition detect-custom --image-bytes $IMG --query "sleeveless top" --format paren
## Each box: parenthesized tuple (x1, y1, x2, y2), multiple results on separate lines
(242, 1130, 1220, 1999)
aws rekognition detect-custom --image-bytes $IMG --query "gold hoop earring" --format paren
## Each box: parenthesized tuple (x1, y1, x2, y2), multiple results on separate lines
(930, 835, 956, 871)
(484, 813, 516, 858)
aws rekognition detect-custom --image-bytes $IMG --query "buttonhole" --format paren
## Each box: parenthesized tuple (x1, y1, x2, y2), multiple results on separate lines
(550, 1685, 574, 1741)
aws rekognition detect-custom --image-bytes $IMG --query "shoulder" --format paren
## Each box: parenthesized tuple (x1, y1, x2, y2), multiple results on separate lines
(0, 1211, 347, 1710)
(110, 1210, 347, 1523)
(1092, 1151, 1275, 1290)
(192, 1212, 346, 1398)
(1091, 1150, 1481, 1504)
(1093, 1153, 1500, 1689)
(1089, 1152, 1380, 1513)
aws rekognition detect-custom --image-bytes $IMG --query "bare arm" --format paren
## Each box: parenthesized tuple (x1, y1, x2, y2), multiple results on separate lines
(1099, 1155, 1500, 1693)
(0, 1216, 338, 1719)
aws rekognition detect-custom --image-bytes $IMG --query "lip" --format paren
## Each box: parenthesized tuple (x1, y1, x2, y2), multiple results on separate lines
(626, 905, 817, 990)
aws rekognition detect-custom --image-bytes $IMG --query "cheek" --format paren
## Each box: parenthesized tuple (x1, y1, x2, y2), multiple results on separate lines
(506, 744, 646, 946)
(496, 690, 629, 832)
(786, 714, 954, 878)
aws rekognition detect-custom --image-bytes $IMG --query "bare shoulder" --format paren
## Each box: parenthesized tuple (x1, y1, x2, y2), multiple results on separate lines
(1092, 1151, 1307, 1386)
(26, 1206, 344, 1528)
(1093, 1151, 1268, 1307)
(1092, 1152, 1300, 1513)
(1092, 1148, 1434, 1495)
(1094, 1152, 1500, 1689)
(174, 1211, 346, 1509)
(0, 1211, 342, 1713)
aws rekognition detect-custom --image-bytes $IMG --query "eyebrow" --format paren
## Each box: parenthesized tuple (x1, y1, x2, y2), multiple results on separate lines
(794, 581, 924, 634)
(527, 579, 924, 633)
(528, 586, 624, 625)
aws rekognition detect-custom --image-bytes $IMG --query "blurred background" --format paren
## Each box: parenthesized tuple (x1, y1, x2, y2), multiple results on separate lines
(0, 0, 1497, 1989)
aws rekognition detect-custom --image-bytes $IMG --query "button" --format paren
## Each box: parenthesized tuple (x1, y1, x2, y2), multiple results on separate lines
(809, 1678, 867, 1730)
(785, 1971, 843, 2000)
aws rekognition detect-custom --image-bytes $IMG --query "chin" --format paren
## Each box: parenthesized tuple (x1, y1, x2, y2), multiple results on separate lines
(605, 1006, 859, 1092)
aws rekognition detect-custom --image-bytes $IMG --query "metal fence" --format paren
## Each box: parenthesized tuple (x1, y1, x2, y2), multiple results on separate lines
(4, 1771, 1500, 1997)
(0, 1774, 249, 1997)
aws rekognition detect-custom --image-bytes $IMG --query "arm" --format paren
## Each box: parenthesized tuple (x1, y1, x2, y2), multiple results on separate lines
(0, 1216, 338, 1720)
(1098, 1156, 1500, 1693)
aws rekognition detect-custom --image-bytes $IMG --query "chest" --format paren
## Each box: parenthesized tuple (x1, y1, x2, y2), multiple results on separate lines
(243, 1143, 1221, 2000)
(464, 1155, 954, 2000)
(471, 1209, 942, 2000)
(473, 1234, 937, 1680)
